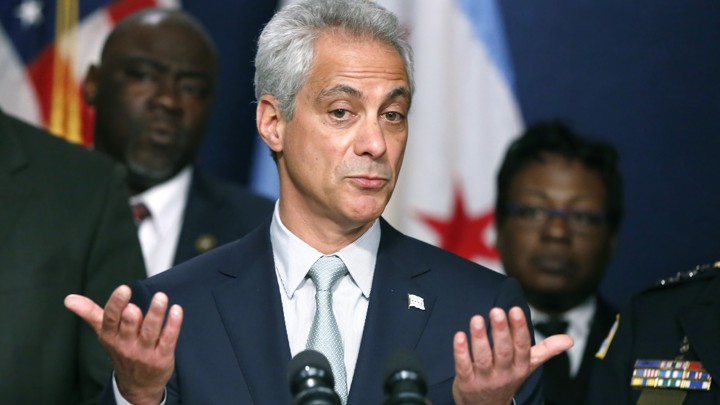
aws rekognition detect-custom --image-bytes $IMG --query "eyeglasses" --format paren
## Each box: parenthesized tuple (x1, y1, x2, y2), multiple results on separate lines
(506, 203, 607, 234)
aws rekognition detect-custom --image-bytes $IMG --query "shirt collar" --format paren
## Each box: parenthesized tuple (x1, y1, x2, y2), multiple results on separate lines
(129, 166, 192, 236)
(270, 202, 379, 300)
(530, 294, 597, 336)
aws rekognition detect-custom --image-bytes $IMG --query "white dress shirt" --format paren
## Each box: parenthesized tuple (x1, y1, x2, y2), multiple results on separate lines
(530, 295, 597, 377)
(271, 202, 379, 390)
(130, 167, 192, 277)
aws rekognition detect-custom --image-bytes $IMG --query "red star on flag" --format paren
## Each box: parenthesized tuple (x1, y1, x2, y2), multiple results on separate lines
(417, 185, 499, 263)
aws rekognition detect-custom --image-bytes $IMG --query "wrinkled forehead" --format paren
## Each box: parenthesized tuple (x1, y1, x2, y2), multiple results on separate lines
(307, 30, 411, 94)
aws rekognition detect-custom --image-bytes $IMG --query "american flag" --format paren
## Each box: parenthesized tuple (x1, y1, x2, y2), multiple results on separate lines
(0, 0, 177, 146)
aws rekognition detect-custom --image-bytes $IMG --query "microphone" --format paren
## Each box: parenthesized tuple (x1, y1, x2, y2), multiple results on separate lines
(288, 349, 341, 405)
(383, 348, 430, 405)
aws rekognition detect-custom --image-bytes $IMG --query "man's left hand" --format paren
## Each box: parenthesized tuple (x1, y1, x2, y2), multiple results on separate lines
(452, 306, 574, 405)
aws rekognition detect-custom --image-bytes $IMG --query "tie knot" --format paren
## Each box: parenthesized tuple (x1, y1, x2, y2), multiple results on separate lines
(131, 202, 151, 225)
(308, 255, 348, 291)
(535, 319, 569, 337)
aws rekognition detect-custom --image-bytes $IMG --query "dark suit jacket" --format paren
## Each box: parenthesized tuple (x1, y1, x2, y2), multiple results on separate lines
(549, 296, 616, 405)
(173, 170, 274, 265)
(0, 109, 146, 404)
(586, 265, 720, 404)
(103, 218, 543, 404)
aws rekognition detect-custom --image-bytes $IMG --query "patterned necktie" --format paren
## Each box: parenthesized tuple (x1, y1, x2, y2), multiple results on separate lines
(131, 202, 151, 225)
(306, 255, 349, 404)
(535, 319, 570, 405)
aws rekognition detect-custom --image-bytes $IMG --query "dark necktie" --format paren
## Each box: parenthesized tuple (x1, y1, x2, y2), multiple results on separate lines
(535, 319, 570, 405)
(131, 202, 151, 225)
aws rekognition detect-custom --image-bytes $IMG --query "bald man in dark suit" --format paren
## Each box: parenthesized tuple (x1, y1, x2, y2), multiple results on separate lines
(82, 8, 273, 277)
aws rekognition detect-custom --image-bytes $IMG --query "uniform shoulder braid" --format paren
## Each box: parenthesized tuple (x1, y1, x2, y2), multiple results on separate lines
(594, 261, 719, 362)
(652, 261, 720, 289)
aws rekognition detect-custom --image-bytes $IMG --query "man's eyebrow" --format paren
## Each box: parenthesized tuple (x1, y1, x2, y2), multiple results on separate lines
(316, 84, 411, 105)
(387, 86, 411, 104)
(316, 84, 361, 103)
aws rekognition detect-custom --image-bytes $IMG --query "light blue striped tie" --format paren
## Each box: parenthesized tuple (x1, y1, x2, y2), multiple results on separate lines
(306, 255, 348, 404)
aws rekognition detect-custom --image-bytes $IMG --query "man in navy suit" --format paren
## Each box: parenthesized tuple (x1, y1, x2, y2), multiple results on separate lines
(66, 1, 573, 404)
(83, 9, 273, 277)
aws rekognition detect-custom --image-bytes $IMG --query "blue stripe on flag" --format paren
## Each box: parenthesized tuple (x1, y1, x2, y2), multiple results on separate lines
(249, 135, 279, 199)
(456, 0, 516, 91)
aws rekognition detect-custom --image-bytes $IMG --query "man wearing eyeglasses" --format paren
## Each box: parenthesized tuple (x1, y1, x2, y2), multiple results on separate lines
(494, 120, 623, 405)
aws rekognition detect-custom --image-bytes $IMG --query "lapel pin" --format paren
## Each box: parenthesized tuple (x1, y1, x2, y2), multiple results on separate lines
(408, 294, 425, 310)
(195, 234, 217, 253)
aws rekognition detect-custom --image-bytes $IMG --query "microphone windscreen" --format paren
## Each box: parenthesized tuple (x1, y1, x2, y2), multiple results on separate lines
(383, 348, 427, 384)
(289, 349, 333, 379)
(288, 350, 340, 405)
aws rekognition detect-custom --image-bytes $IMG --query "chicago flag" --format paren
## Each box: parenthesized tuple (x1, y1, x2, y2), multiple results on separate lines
(379, 0, 524, 271)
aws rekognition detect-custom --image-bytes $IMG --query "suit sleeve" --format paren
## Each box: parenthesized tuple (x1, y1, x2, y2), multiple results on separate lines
(79, 165, 146, 404)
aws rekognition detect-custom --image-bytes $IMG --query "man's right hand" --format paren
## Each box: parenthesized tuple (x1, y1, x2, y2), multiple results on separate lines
(65, 285, 183, 405)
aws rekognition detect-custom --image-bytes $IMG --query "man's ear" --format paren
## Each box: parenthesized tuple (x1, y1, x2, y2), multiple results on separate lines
(256, 94, 284, 154)
(82, 65, 100, 105)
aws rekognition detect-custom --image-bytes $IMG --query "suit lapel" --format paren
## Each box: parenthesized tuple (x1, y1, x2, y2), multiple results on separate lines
(679, 274, 720, 380)
(578, 298, 617, 377)
(211, 225, 293, 405)
(174, 172, 211, 264)
(208, 219, 437, 404)
(348, 220, 436, 405)
(572, 297, 617, 402)
(0, 118, 33, 247)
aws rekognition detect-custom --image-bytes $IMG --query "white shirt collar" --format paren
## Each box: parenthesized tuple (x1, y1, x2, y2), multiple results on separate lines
(129, 166, 192, 237)
(529, 295, 597, 336)
(529, 295, 597, 377)
(129, 167, 192, 276)
(270, 202, 379, 300)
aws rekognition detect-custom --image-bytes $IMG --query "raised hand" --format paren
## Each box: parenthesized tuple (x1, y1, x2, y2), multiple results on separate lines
(452, 306, 573, 405)
(64, 285, 183, 405)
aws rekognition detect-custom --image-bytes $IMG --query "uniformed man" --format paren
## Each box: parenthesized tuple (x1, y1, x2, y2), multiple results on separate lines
(586, 262, 720, 404)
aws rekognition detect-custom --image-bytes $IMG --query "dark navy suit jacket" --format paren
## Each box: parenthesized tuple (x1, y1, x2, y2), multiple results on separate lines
(172, 170, 274, 265)
(105, 218, 543, 404)
(586, 266, 720, 404)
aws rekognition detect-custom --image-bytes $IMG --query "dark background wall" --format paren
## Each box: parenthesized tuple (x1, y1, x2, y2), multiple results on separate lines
(187, 0, 720, 308)
(500, 0, 720, 306)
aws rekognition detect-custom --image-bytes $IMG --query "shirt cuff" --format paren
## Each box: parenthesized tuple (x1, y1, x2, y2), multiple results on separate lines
(112, 372, 167, 405)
